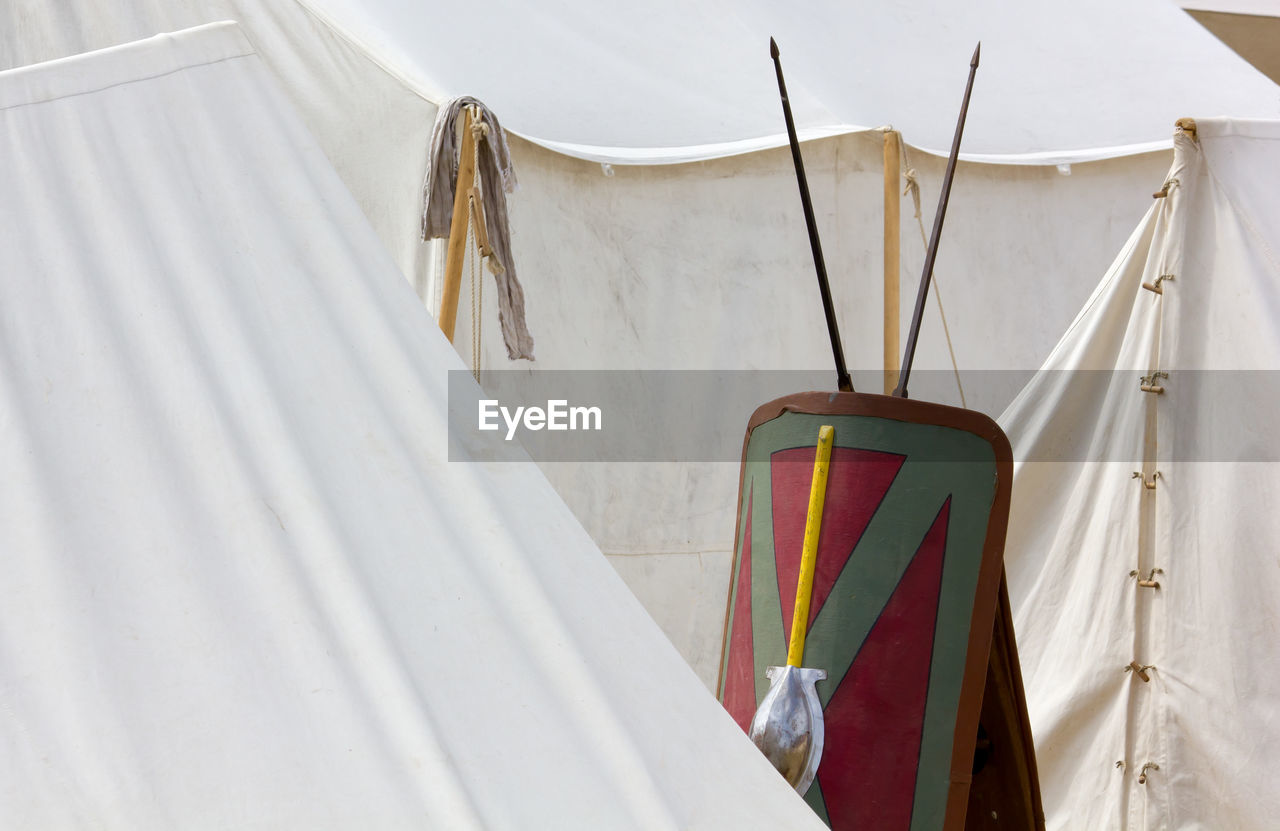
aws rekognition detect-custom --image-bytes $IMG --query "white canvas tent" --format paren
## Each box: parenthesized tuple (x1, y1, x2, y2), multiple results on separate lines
(10, 0, 1259, 377)
(0, 24, 826, 828)
(5, 1, 1278, 686)
(1000, 118, 1280, 829)
(299, 0, 1280, 164)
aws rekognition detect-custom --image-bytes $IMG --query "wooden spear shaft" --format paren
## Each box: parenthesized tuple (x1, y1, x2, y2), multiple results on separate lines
(438, 107, 477, 343)
(883, 130, 901, 395)
(770, 38, 853, 393)
(787, 425, 835, 667)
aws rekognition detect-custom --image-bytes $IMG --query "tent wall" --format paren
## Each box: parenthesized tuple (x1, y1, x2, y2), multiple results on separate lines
(0, 24, 826, 828)
(0, 0, 441, 295)
(0, 2, 1238, 691)
(1000, 119, 1280, 830)
(478, 134, 1171, 684)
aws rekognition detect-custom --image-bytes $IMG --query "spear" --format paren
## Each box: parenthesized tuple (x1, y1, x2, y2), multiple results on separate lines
(770, 38, 853, 393)
(893, 43, 980, 400)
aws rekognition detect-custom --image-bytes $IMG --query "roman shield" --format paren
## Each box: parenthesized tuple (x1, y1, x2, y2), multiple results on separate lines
(718, 392, 1013, 831)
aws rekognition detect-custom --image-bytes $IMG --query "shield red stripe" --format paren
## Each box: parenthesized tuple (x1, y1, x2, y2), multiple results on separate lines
(818, 498, 952, 830)
(771, 446, 905, 650)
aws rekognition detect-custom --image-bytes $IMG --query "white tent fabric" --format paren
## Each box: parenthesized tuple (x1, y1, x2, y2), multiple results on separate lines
(999, 118, 1280, 829)
(509, 137, 1172, 682)
(3, 1, 1269, 688)
(0, 24, 826, 829)
(303, 0, 1280, 165)
(7, 0, 1275, 168)
(1, 0, 443, 298)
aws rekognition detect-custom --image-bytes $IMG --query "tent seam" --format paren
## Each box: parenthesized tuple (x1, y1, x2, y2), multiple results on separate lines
(0, 52, 254, 115)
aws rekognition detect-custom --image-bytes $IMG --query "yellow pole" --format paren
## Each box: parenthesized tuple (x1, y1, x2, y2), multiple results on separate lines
(438, 107, 477, 342)
(883, 130, 901, 395)
(786, 425, 835, 667)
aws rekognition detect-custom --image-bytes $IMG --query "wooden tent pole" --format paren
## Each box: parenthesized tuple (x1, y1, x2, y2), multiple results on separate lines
(883, 130, 901, 395)
(438, 107, 477, 342)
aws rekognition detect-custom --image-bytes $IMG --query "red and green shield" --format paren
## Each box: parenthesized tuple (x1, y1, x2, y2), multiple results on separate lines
(718, 392, 1013, 831)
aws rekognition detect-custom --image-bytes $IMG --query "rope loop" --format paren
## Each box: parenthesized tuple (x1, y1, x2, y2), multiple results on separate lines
(901, 167, 922, 221)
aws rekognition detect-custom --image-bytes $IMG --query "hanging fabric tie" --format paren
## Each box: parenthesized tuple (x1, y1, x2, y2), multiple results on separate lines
(1140, 371, 1168, 394)
(1131, 471, 1161, 490)
(1153, 177, 1180, 199)
(423, 96, 534, 360)
(1129, 568, 1163, 589)
(1125, 661, 1155, 683)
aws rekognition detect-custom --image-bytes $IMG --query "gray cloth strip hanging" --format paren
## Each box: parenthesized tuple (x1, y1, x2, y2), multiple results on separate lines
(423, 96, 534, 360)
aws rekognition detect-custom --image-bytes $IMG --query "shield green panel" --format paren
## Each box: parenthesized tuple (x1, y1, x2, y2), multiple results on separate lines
(718, 392, 1012, 831)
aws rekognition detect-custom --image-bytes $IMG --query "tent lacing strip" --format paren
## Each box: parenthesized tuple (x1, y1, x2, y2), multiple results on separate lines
(894, 131, 966, 407)
(1117, 152, 1190, 818)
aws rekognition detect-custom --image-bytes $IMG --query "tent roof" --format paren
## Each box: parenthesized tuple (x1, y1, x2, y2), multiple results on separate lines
(301, 0, 1280, 164)
(0, 22, 823, 828)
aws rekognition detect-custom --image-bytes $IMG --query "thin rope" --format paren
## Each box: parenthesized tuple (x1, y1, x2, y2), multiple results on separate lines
(469, 121, 484, 381)
(895, 131, 966, 407)
(470, 217, 482, 380)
